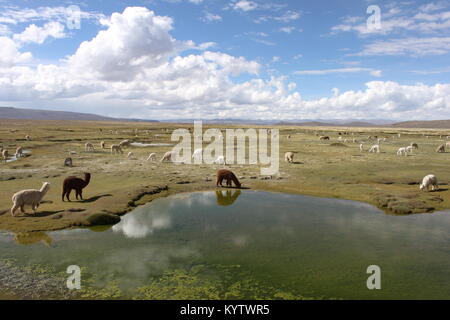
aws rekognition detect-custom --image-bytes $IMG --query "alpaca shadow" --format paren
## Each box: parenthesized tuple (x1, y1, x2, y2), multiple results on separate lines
(82, 194, 113, 203)
(291, 161, 304, 164)
(433, 188, 448, 192)
(25, 210, 65, 217)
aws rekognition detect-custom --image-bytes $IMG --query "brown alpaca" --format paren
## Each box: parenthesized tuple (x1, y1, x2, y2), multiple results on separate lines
(62, 172, 91, 201)
(216, 169, 241, 188)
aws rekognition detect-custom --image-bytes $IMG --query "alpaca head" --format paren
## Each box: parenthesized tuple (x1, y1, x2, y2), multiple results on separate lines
(419, 183, 425, 191)
(84, 172, 91, 183)
(41, 182, 51, 193)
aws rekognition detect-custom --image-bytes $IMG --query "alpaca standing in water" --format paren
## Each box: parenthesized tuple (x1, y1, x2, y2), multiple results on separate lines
(62, 172, 91, 201)
(216, 169, 241, 188)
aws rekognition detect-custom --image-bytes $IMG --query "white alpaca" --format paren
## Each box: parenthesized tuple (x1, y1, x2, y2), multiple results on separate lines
(160, 150, 177, 163)
(368, 144, 380, 153)
(127, 152, 134, 159)
(100, 141, 105, 149)
(119, 140, 131, 148)
(111, 144, 123, 154)
(2, 149, 8, 162)
(85, 142, 95, 152)
(285, 152, 295, 163)
(420, 174, 438, 192)
(214, 155, 225, 165)
(192, 148, 203, 162)
(15, 146, 23, 158)
(446, 142, 450, 148)
(397, 147, 407, 156)
(359, 143, 364, 152)
(146, 153, 156, 161)
(11, 182, 50, 216)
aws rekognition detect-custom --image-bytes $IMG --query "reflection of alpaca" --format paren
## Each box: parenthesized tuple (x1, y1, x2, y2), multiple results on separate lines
(216, 169, 241, 188)
(216, 190, 241, 206)
(62, 172, 91, 201)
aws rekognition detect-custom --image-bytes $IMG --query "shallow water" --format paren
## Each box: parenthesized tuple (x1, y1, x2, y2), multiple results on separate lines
(1, 190, 450, 299)
(130, 142, 173, 147)
(4, 150, 31, 163)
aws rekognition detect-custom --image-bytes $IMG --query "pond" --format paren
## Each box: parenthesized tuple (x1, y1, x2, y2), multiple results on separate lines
(1, 190, 450, 299)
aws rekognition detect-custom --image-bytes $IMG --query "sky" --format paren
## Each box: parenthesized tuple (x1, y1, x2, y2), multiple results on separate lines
(0, 0, 449, 120)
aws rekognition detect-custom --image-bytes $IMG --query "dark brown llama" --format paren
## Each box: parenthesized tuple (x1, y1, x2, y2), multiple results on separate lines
(62, 172, 91, 201)
(216, 169, 241, 188)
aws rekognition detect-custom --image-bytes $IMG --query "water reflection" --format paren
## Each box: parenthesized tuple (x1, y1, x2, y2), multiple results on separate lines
(14, 232, 52, 246)
(216, 190, 241, 206)
(112, 203, 171, 238)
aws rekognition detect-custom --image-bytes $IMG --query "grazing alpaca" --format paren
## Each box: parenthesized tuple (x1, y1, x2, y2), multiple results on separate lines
(15, 146, 23, 158)
(119, 140, 131, 148)
(192, 148, 202, 162)
(11, 182, 50, 216)
(214, 155, 225, 165)
(420, 174, 438, 191)
(100, 141, 105, 149)
(368, 144, 380, 153)
(2, 149, 8, 162)
(160, 150, 177, 163)
(62, 172, 91, 201)
(284, 152, 295, 163)
(111, 144, 123, 154)
(85, 142, 95, 152)
(397, 147, 407, 156)
(436, 144, 445, 153)
(146, 153, 156, 161)
(216, 169, 241, 188)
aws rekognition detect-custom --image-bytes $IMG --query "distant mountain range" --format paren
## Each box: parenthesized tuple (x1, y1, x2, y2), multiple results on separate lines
(2, 106, 450, 128)
(0, 107, 158, 122)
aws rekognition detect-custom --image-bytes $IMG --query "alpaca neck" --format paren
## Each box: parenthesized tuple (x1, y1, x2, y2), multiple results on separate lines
(83, 174, 91, 186)
(40, 184, 50, 196)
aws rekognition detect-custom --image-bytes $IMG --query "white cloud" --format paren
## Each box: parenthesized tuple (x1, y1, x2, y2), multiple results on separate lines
(354, 37, 450, 56)
(230, 0, 258, 12)
(202, 12, 222, 22)
(0, 36, 32, 67)
(1, 7, 449, 121)
(279, 26, 295, 33)
(331, 3, 450, 36)
(294, 68, 382, 77)
(66, 7, 185, 81)
(13, 21, 66, 44)
(0, 6, 104, 25)
(256, 10, 301, 23)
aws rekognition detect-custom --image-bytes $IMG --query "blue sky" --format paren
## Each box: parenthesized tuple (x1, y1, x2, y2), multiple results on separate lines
(0, 0, 449, 120)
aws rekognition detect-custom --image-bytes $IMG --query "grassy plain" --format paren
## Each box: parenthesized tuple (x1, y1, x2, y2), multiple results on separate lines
(1, 119, 450, 234)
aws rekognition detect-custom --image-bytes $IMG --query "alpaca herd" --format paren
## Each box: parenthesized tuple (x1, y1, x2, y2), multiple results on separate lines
(5, 127, 450, 219)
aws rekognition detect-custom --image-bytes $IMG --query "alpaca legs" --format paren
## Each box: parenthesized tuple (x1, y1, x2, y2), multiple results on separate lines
(66, 189, 72, 201)
(11, 203, 19, 216)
